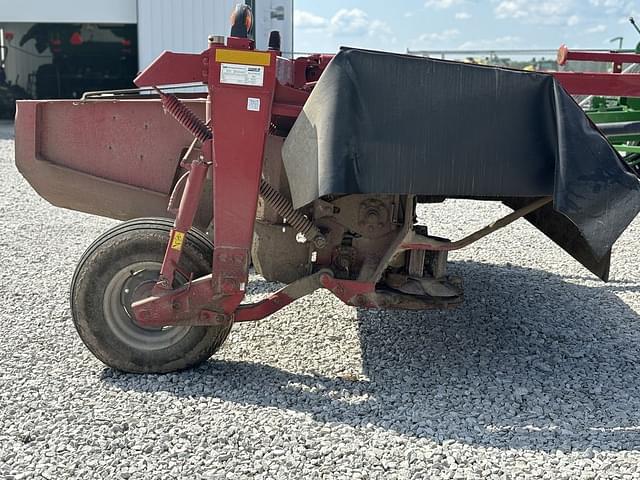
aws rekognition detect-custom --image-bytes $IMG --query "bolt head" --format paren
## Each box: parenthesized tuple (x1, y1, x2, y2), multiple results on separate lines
(221, 278, 238, 294)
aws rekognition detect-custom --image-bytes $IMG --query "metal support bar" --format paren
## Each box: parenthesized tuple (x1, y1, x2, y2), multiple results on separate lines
(589, 110, 640, 124)
(598, 121, 640, 137)
(401, 197, 553, 252)
(81, 87, 158, 100)
(234, 270, 332, 322)
(157, 156, 210, 289)
(0, 28, 6, 67)
(407, 249, 426, 277)
(615, 145, 640, 154)
(557, 46, 640, 66)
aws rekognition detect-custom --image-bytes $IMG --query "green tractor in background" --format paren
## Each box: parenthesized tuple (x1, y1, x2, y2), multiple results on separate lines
(583, 18, 640, 170)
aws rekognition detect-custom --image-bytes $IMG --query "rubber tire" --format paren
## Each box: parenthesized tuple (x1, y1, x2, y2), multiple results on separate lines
(71, 218, 231, 373)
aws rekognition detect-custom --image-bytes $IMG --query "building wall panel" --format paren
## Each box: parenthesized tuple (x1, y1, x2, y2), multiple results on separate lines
(137, 0, 237, 71)
(137, 0, 294, 70)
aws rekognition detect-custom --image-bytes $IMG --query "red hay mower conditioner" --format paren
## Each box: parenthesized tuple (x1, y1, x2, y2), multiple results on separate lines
(15, 7, 640, 373)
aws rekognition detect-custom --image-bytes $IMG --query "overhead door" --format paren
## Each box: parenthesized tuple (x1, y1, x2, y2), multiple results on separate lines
(1, 0, 137, 24)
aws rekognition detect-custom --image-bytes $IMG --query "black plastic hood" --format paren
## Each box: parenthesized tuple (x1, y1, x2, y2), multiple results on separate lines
(282, 48, 640, 280)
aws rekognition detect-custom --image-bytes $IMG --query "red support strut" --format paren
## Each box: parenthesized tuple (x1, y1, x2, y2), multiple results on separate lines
(132, 38, 280, 326)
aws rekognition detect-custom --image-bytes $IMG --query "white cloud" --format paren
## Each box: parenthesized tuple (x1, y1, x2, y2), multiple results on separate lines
(567, 15, 579, 26)
(619, 12, 639, 24)
(294, 10, 328, 30)
(295, 8, 393, 40)
(493, 0, 578, 25)
(368, 19, 393, 37)
(414, 28, 461, 43)
(425, 0, 464, 8)
(591, 0, 639, 26)
(455, 12, 472, 20)
(495, 1, 528, 19)
(586, 24, 607, 33)
(457, 35, 522, 50)
(330, 8, 369, 36)
(329, 9, 392, 38)
(590, 0, 629, 9)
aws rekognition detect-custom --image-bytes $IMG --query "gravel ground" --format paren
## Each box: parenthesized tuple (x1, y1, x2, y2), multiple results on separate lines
(1, 118, 640, 479)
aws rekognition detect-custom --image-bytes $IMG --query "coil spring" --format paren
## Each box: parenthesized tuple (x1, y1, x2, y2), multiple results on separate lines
(159, 91, 212, 144)
(158, 89, 325, 249)
(259, 179, 326, 249)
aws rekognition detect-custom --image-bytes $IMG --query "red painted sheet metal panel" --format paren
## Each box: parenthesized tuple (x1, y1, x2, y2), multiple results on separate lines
(552, 72, 640, 97)
(135, 51, 206, 87)
(33, 99, 206, 194)
(15, 98, 211, 222)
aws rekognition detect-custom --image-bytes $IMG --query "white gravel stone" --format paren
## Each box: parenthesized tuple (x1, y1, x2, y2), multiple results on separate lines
(1, 119, 640, 479)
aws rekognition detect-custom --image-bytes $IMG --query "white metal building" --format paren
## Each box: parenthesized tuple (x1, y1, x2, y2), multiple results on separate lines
(0, 0, 293, 98)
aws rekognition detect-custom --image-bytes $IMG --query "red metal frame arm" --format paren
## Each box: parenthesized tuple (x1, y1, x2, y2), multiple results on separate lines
(208, 46, 279, 313)
(133, 41, 281, 326)
(272, 83, 309, 118)
(552, 72, 640, 97)
(135, 51, 206, 87)
(557, 45, 640, 66)
(234, 271, 330, 322)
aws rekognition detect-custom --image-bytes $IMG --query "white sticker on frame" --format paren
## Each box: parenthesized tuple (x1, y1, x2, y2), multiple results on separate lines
(220, 63, 265, 87)
(247, 98, 261, 112)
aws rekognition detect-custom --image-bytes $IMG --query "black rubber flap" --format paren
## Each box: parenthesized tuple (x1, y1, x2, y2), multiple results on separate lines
(282, 48, 640, 280)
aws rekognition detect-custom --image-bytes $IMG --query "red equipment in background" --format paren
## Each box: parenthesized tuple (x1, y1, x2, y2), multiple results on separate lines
(553, 45, 640, 97)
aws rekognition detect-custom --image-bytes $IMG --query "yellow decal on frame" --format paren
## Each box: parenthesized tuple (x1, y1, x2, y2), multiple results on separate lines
(171, 231, 185, 251)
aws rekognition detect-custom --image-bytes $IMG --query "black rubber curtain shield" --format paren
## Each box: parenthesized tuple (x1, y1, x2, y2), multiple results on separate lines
(283, 48, 640, 280)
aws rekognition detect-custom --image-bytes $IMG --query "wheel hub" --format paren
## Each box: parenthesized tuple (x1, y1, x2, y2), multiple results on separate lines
(103, 262, 190, 351)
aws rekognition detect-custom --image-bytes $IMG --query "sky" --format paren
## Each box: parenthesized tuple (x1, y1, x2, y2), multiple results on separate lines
(293, 0, 640, 56)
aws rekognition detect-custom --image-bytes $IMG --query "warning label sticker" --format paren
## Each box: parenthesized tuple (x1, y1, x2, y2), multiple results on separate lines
(171, 231, 185, 251)
(220, 63, 264, 87)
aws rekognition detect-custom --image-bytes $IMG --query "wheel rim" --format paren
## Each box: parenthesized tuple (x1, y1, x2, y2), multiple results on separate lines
(103, 261, 190, 351)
